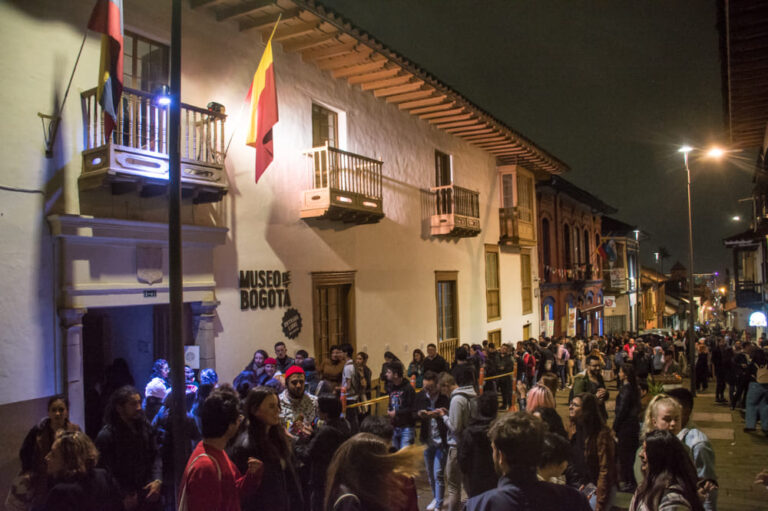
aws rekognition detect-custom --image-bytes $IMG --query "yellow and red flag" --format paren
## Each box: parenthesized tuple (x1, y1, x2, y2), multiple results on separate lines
(88, 0, 123, 140)
(246, 32, 279, 183)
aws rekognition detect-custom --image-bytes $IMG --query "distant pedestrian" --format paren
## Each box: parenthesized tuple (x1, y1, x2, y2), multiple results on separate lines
(385, 361, 416, 450)
(457, 392, 498, 497)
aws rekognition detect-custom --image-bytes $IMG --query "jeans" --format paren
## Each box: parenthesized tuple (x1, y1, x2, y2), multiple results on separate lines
(745, 382, 768, 431)
(391, 426, 415, 450)
(557, 364, 567, 389)
(443, 446, 462, 511)
(424, 444, 446, 505)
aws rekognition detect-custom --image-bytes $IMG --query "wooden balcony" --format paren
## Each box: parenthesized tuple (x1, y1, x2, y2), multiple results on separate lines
(300, 144, 384, 224)
(430, 184, 481, 237)
(498, 207, 536, 247)
(80, 87, 227, 203)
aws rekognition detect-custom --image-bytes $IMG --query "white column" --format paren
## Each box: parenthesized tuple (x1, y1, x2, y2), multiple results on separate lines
(59, 308, 87, 429)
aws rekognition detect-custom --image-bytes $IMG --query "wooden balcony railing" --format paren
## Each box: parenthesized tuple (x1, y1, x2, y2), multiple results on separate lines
(499, 207, 536, 246)
(80, 86, 228, 202)
(438, 338, 459, 361)
(300, 143, 384, 224)
(430, 184, 481, 237)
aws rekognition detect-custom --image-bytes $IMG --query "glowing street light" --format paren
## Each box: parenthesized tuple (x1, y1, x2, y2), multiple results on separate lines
(732, 215, 741, 221)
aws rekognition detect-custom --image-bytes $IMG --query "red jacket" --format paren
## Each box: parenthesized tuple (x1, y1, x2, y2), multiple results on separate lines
(179, 441, 262, 511)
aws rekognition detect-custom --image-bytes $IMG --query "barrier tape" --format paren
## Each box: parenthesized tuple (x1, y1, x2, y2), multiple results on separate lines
(345, 369, 519, 409)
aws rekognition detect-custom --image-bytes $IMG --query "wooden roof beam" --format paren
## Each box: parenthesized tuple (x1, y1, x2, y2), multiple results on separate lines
(398, 96, 448, 110)
(190, 0, 227, 9)
(216, 0, 273, 21)
(360, 75, 411, 91)
(240, 8, 300, 31)
(444, 125, 492, 134)
(419, 107, 465, 120)
(461, 133, 505, 142)
(331, 57, 388, 79)
(316, 48, 375, 70)
(346, 67, 401, 84)
(283, 33, 339, 52)
(302, 42, 357, 61)
(373, 80, 425, 98)
(427, 113, 472, 124)
(266, 21, 321, 42)
(436, 119, 482, 129)
(385, 89, 437, 104)
(409, 103, 456, 115)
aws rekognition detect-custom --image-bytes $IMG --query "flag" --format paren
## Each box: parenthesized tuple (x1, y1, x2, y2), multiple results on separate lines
(246, 33, 279, 183)
(605, 239, 617, 262)
(597, 242, 608, 260)
(88, 0, 123, 140)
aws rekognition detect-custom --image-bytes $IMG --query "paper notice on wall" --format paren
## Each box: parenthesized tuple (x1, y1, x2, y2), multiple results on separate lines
(567, 307, 576, 337)
(604, 296, 616, 308)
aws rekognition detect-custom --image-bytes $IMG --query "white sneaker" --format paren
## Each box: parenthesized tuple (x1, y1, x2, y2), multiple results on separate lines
(426, 498, 438, 511)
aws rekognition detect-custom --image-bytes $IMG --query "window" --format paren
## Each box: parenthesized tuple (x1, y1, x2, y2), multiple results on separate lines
(583, 229, 590, 266)
(312, 103, 338, 147)
(485, 245, 501, 320)
(516, 173, 533, 222)
(123, 32, 169, 92)
(435, 150, 452, 187)
(488, 329, 501, 347)
(563, 224, 571, 267)
(541, 218, 551, 281)
(501, 172, 515, 207)
(436, 271, 458, 342)
(521, 252, 533, 314)
(573, 226, 581, 265)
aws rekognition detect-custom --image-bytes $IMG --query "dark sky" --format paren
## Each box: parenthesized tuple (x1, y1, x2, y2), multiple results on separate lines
(318, 0, 755, 275)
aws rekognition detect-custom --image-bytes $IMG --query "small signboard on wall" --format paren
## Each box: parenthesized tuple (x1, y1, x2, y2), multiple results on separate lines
(604, 296, 616, 308)
(184, 345, 200, 369)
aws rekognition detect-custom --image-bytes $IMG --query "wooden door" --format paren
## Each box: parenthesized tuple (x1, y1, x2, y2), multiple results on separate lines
(312, 272, 356, 363)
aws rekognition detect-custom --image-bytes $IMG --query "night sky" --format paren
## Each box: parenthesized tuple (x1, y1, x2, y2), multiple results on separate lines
(318, 0, 755, 275)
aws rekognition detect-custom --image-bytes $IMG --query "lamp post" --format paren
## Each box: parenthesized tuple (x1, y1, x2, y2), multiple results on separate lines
(679, 145, 697, 395)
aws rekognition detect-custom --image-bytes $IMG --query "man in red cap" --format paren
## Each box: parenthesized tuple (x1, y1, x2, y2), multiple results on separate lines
(279, 365, 318, 430)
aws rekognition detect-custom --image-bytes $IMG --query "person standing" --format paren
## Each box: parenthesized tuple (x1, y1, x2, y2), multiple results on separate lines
(498, 343, 515, 410)
(572, 354, 610, 421)
(556, 340, 569, 390)
(407, 349, 425, 389)
(95, 386, 162, 511)
(457, 392, 498, 498)
(423, 343, 450, 375)
(711, 337, 731, 404)
(278, 365, 319, 427)
(415, 371, 449, 511)
(178, 386, 263, 511)
(18, 395, 82, 508)
(465, 412, 590, 511)
(274, 342, 295, 374)
(696, 343, 710, 392)
(319, 345, 345, 394)
(614, 364, 641, 493)
(744, 348, 768, 434)
(386, 361, 417, 450)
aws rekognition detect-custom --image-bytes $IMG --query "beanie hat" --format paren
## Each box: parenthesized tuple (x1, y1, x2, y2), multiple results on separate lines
(285, 365, 305, 380)
(264, 357, 277, 365)
(145, 378, 168, 399)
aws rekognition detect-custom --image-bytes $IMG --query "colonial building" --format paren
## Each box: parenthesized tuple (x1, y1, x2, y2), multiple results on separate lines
(536, 176, 615, 338)
(639, 266, 666, 331)
(0, 0, 570, 485)
(600, 217, 641, 334)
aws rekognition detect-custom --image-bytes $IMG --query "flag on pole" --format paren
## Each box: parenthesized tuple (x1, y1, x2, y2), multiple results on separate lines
(246, 30, 279, 183)
(597, 242, 608, 260)
(88, 0, 123, 140)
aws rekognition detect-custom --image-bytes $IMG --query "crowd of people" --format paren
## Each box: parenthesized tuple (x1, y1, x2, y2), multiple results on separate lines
(10, 329, 768, 511)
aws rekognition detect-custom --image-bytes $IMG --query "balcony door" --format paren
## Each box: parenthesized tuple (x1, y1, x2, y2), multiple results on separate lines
(312, 272, 356, 363)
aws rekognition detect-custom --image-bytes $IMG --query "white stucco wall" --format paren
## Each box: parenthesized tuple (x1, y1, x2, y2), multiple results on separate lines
(0, 0, 544, 407)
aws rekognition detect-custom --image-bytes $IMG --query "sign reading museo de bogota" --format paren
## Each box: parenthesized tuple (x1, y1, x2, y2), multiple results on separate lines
(239, 270, 292, 310)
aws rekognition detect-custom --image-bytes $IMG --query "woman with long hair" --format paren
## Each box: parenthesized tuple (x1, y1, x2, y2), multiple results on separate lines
(18, 395, 82, 508)
(229, 386, 303, 511)
(567, 392, 616, 511)
(526, 384, 555, 412)
(38, 430, 121, 511)
(324, 433, 423, 511)
(745, 348, 768, 433)
(630, 430, 705, 511)
(245, 350, 269, 380)
(407, 349, 425, 389)
(614, 363, 641, 492)
(641, 394, 682, 438)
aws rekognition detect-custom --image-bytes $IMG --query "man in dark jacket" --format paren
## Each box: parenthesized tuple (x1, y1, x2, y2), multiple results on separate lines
(415, 371, 449, 511)
(386, 361, 417, 450)
(423, 343, 451, 374)
(458, 392, 498, 498)
(95, 386, 162, 511)
(498, 344, 515, 410)
(465, 412, 590, 511)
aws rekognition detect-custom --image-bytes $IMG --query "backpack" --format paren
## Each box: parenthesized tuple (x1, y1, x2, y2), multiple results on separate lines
(450, 391, 479, 422)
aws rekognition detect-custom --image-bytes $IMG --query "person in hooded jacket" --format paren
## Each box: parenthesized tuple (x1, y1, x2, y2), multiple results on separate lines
(457, 392, 499, 498)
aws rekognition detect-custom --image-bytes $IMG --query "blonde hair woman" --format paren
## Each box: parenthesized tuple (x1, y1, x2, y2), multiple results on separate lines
(634, 393, 684, 485)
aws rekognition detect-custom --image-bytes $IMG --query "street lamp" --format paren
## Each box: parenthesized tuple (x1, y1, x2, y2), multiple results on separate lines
(678, 145, 697, 395)
(678, 144, 727, 395)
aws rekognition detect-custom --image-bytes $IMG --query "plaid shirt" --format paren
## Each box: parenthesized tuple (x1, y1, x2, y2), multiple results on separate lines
(575, 339, 585, 360)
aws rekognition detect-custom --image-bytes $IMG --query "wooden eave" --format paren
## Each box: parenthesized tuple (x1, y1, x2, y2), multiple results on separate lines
(191, 0, 569, 174)
(721, 1, 768, 149)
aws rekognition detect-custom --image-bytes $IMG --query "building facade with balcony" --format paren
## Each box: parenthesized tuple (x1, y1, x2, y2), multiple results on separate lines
(601, 217, 641, 334)
(536, 176, 615, 338)
(0, 0, 570, 480)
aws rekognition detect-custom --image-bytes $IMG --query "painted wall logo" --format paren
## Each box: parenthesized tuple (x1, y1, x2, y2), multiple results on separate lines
(282, 308, 302, 339)
(239, 270, 292, 310)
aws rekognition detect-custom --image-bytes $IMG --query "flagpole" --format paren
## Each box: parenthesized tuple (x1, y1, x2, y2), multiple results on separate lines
(223, 14, 282, 156)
